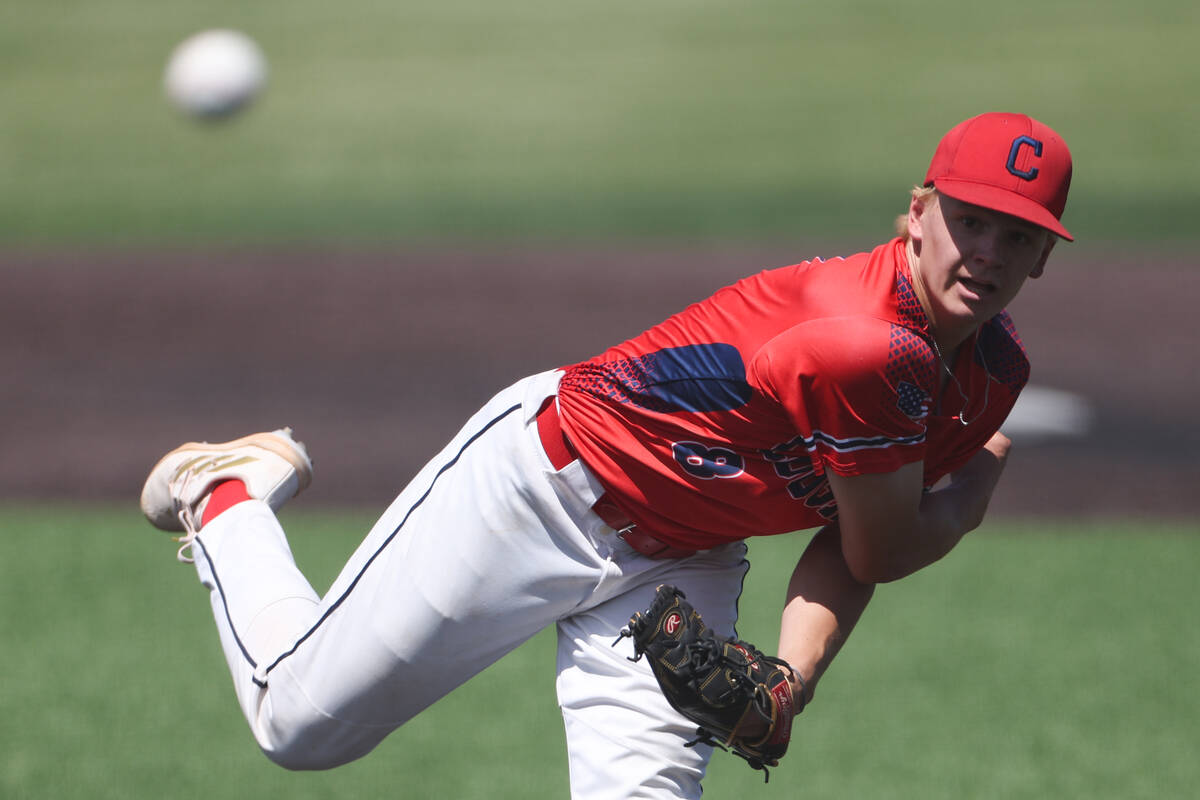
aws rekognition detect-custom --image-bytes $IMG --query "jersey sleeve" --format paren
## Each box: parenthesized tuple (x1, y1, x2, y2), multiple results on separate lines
(751, 316, 937, 477)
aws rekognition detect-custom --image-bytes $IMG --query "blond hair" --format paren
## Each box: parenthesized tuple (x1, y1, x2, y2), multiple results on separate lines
(894, 185, 938, 241)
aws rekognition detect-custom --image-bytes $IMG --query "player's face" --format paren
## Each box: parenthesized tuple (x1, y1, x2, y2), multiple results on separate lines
(909, 193, 1055, 341)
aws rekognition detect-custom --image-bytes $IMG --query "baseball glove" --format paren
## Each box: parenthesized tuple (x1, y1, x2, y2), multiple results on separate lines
(617, 584, 804, 780)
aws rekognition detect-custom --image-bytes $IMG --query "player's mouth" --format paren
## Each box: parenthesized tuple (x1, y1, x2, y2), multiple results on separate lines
(956, 276, 996, 299)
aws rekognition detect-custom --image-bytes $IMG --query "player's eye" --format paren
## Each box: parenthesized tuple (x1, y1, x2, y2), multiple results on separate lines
(1007, 228, 1033, 246)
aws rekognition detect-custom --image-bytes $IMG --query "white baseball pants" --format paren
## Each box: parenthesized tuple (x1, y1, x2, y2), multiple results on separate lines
(188, 370, 750, 799)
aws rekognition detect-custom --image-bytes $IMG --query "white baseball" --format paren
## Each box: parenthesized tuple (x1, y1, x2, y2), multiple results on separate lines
(164, 29, 267, 119)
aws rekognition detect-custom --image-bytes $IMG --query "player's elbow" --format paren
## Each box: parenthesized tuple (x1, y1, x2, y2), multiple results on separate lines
(841, 537, 918, 584)
(844, 553, 910, 584)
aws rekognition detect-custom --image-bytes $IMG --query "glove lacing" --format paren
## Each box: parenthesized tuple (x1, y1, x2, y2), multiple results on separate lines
(682, 637, 806, 783)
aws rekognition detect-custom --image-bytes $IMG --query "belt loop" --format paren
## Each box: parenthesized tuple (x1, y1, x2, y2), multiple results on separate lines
(536, 396, 698, 560)
(536, 396, 575, 471)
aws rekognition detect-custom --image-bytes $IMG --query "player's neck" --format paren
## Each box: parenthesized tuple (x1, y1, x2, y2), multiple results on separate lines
(905, 238, 974, 358)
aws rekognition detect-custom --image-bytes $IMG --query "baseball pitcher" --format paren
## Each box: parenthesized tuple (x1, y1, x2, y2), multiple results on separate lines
(140, 112, 1072, 797)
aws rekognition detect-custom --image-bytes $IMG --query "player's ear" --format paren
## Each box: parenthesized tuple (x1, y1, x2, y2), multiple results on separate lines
(902, 190, 931, 247)
(907, 196, 924, 242)
(1029, 236, 1056, 279)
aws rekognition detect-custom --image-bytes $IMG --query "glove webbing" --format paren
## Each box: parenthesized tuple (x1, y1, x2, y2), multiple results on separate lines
(681, 639, 805, 781)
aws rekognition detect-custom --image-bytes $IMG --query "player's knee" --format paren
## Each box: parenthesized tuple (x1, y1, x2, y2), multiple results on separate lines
(260, 733, 370, 771)
(256, 708, 385, 771)
(263, 746, 326, 771)
(261, 739, 342, 771)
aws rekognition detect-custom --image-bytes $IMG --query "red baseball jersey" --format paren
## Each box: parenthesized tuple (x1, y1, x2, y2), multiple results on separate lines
(556, 238, 1029, 550)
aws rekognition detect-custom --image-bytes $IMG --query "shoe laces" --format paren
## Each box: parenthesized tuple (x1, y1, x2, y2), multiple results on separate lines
(168, 469, 208, 564)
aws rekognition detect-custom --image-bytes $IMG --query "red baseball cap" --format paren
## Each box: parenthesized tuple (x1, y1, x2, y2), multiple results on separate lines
(925, 113, 1074, 241)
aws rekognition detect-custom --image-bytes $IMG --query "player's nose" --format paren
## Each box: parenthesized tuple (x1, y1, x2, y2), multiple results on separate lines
(967, 230, 1003, 269)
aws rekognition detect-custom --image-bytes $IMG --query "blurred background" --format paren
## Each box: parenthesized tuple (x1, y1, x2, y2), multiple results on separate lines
(1, 1, 1197, 798)
(3, 0, 1197, 515)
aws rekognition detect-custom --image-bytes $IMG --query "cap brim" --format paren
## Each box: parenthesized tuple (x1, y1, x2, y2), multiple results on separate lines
(933, 178, 1074, 241)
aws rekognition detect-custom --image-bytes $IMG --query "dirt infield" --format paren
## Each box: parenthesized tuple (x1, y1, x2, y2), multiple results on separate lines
(3, 243, 1196, 519)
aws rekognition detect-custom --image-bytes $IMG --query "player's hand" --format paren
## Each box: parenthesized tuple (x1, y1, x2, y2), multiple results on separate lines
(946, 431, 1011, 531)
(952, 431, 1010, 482)
(981, 430, 1012, 465)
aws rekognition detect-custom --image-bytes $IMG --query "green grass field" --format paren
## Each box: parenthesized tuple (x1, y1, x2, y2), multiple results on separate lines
(2, 505, 1196, 799)
(4, 0, 1200, 245)
(3, 3, 1196, 797)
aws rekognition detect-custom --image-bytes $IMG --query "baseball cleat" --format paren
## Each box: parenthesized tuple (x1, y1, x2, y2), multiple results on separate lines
(139, 428, 313, 561)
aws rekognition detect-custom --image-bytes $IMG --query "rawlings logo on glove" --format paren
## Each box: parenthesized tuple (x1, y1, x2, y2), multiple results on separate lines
(617, 584, 805, 781)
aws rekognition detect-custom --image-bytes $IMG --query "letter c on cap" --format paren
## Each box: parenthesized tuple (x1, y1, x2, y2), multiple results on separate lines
(1006, 135, 1043, 181)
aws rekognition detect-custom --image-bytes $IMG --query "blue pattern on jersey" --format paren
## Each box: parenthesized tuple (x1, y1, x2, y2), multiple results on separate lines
(977, 312, 1029, 391)
(565, 343, 752, 413)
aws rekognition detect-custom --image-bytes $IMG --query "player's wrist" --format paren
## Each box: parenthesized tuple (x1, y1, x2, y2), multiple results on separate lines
(788, 668, 811, 708)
